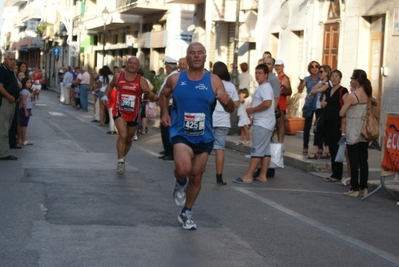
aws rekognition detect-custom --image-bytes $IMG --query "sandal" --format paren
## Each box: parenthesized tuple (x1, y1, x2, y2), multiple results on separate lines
(320, 153, 331, 159)
(339, 177, 351, 186)
(307, 153, 319, 159)
(323, 177, 339, 183)
(22, 141, 33, 145)
(302, 149, 308, 155)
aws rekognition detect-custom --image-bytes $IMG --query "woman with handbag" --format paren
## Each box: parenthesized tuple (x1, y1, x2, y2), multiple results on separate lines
(297, 61, 320, 155)
(339, 69, 373, 197)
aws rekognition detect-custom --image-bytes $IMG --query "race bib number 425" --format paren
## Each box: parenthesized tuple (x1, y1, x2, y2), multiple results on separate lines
(121, 94, 136, 111)
(184, 112, 205, 136)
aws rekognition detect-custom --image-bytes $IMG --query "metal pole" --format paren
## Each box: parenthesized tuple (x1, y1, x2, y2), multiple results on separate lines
(78, 32, 81, 66)
(229, 0, 241, 135)
(68, 0, 73, 66)
(231, 0, 240, 89)
(102, 23, 106, 65)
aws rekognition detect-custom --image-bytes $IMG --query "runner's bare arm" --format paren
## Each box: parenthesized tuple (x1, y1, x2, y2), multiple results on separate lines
(211, 75, 235, 113)
(101, 73, 119, 107)
(159, 74, 178, 126)
(140, 77, 156, 102)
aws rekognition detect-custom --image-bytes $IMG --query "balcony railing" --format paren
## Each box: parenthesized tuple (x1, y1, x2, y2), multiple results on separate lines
(116, 0, 165, 9)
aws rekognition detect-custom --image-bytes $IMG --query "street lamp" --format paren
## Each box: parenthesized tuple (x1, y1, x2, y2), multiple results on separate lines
(77, 20, 84, 66)
(102, 7, 109, 65)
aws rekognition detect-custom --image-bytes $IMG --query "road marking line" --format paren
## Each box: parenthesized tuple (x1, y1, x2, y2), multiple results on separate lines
(234, 187, 399, 266)
(249, 187, 343, 195)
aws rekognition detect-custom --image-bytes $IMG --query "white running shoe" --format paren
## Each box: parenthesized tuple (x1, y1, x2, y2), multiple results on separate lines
(173, 177, 187, 206)
(116, 162, 125, 175)
(178, 210, 196, 230)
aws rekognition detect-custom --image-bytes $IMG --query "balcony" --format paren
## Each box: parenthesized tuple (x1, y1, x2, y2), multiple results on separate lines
(5, 0, 28, 7)
(116, 0, 168, 16)
(136, 30, 167, 48)
(165, 0, 204, 4)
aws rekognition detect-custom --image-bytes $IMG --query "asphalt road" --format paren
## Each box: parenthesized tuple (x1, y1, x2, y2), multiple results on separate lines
(1, 90, 399, 267)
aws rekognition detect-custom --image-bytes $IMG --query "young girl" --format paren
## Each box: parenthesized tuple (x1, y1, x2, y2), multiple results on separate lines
(237, 88, 252, 145)
(18, 77, 33, 146)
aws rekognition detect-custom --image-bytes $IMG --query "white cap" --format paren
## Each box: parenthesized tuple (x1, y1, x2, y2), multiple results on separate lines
(275, 60, 284, 65)
(164, 56, 177, 64)
(58, 70, 64, 73)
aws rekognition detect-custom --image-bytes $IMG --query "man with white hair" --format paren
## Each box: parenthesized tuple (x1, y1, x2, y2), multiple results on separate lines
(0, 51, 20, 160)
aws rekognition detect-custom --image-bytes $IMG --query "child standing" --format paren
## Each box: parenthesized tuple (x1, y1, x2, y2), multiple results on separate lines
(237, 88, 252, 145)
(19, 77, 33, 146)
(233, 64, 276, 184)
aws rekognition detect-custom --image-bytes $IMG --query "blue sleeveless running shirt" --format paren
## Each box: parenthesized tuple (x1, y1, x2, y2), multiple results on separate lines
(170, 71, 216, 144)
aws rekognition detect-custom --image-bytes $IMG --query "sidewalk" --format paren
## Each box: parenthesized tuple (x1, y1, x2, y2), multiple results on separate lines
(224, 131, 399, 199)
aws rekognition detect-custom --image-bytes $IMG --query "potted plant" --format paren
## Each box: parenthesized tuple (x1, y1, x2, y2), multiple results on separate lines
(284, 92, 305, 135)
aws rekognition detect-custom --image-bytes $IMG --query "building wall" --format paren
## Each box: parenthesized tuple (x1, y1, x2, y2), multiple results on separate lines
(257, 0, 325, 90)
(341, 0, 399, 122)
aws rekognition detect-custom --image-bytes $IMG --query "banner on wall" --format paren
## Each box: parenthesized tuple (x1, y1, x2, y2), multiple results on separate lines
(381, 113, 399, 172)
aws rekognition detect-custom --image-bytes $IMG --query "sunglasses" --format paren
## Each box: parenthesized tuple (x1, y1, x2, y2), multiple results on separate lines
(311, 65, 319, 68)
(319, 70, 324, 74)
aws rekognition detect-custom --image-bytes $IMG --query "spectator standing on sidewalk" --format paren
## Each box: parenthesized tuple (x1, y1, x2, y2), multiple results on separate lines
(232, 64, 275, 184)
(0, 51, 20, 160)
(98, 66, 113, 125)
(63, 67, 73, 105)
(237, 88, 251, 145)
(158, 58, 178, 160)
(78, 66, 90, 112)
(212, 61, 239, 185)
(90, 70, 100, 122)
(339, 69, 372, 197)
(321, 70, 348, 183)
(307, 65, 332, 159)
(238, 62, 255, 96)
(275, 60, 292, 144)
(257, 57, 282, 178)
(160, 42, 234, 230)
(101, 56, 155, 175)
(31, 66, 44, 104)
(18, 77, 34, 146)
(297, 61, 320, 155)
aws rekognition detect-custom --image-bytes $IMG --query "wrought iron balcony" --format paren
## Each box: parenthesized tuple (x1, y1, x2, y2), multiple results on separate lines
(116, 0, 168, 16)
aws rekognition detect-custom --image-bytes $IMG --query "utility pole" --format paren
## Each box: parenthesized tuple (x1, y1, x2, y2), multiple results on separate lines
(231, 0, 240, 89)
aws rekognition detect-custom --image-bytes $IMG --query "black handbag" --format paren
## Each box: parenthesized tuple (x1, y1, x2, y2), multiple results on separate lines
(313, 110, 324, 134)
(275, 108, 281, 119)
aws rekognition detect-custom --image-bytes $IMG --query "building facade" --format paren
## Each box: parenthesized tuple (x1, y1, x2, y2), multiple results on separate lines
(2, 0, 398, 134)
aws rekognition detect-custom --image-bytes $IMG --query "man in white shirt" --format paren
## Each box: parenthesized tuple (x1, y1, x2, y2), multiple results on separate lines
(62, 67, 73, 105)
(78, 66, 91, 112)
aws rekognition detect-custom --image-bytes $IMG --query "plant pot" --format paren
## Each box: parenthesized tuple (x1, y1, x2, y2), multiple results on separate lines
(285, 117, 305, 135)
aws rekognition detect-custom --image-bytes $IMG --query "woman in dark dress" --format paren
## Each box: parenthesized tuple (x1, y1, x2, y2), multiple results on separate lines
(322, 70, 348, 183)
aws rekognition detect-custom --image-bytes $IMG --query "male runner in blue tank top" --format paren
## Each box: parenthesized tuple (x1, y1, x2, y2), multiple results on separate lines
(159, 42, 235, 230)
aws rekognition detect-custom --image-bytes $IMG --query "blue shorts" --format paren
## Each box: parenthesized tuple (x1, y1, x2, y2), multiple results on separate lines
(171, 136, 213, 154)
(213, 127, 229, 150)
